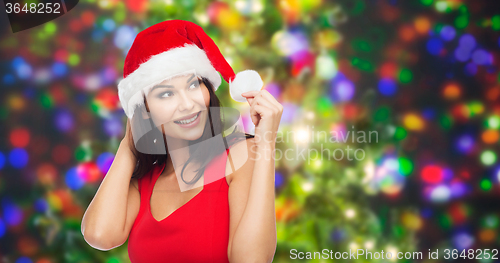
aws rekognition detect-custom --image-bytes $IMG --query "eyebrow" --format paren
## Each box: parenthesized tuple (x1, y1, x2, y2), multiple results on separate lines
(150, 74, 197, 92)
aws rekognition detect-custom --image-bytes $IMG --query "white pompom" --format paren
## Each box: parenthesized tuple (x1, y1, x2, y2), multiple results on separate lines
(229, 70, 263, 102)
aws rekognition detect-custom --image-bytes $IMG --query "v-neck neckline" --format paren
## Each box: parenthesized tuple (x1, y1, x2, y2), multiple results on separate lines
(148, 162, 205, 223)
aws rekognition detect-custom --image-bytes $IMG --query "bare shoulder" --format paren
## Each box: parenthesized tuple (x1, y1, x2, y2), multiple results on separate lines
(225, 137, 256, 184)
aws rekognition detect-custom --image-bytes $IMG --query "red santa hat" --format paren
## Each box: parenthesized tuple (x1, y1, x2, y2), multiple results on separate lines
(117, 19, 264, 119)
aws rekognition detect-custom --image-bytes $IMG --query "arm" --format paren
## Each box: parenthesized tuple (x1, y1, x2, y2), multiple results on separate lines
(81, 121, 140, 250)
(227, 138, 277, 263)
(227, 89, 282, 263)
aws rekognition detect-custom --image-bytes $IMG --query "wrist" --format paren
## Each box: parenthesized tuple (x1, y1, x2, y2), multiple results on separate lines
(253, 131, 277, 147)
(119, 139, 136, 158)
(254, 140, 275, 150)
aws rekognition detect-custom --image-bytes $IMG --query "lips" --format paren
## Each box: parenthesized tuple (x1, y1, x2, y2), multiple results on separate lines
(174, 111, 201, 122)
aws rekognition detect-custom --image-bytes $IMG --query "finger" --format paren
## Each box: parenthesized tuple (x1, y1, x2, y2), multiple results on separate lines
(260, 90, 282, 110)
(249, 105, 260, 126)
(251, 103, 271, 116)
(254, 92, 277, 110)
(241, 90, 259, 98)
(251, 93, 278, 113)
(246, 97, 254, 106)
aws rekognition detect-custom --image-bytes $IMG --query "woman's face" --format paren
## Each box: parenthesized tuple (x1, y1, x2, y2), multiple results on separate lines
(143, 74, 210, 141)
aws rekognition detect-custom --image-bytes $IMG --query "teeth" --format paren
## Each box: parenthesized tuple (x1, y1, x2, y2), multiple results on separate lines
(175, 112, 199, 125)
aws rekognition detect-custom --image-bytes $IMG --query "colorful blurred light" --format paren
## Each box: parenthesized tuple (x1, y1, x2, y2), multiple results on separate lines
(330, 73, 355, 102)
(459, 34, 476, 51)
(414, 16, 431, 34)
(264, 82, 281, 98)
(486, 115, 500, 129)
(481, 130, 499, 144)
(0, 152, 5, 170)
(455, 47, 472, 62)
(54, 109, 74, 132)
(271, 30, 309, 57)
(96, 152, 114, 174)
(65, 167, 85, 190)
(12, 57, 32, 80)
(421, 165, 443, 184)
(427, 37, 444, 55)
(465, 62, 477, 75)
(430, 185, 451, 202)
(275, 171, 284, 188)
(9, 148, 28, 168)
(37, 163, 57, 185)
(114, 25, 136, 51)
(450, 181, 468, 197)
(10, 128, 30, 148)
(15, 256, 33, 263)
(2, 198, 23, 226)
(398, 157, 413, 176)
(453, 232, 474, 250)
(403, 113, 424, 131)
(480, 150, 496, 166)
(0, 217, 5, 238)
(440, 25, 456, 41)
(103, 117, 123, 137)
(78, 162, 101, 183)
(373, 157, 406, 195)
(234, 0, 264, 14)
(102, 19, 116, 32)
(442, 83, 461, 99)
(471, 49, 491, 65)
(378, 78, 397, 96)
(315, 53, 338, 80)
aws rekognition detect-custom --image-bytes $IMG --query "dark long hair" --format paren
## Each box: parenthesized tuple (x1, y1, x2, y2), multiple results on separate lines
(127, 77, 254, 183)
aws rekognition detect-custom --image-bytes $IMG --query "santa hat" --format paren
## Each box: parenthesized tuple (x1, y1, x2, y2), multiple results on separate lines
(117, 19, 264, 119)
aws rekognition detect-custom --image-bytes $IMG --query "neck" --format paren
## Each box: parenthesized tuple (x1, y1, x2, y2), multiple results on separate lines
(162, 135, 190, 176)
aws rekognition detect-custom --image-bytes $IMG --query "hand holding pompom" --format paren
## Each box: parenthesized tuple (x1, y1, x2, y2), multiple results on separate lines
(241, 90, 283, 146)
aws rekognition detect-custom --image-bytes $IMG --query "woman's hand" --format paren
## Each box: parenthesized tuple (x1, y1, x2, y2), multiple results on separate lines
(241, 89, 283, 146)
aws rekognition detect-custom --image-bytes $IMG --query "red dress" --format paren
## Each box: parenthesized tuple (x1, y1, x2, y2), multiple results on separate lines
(128, 149, 231, 263)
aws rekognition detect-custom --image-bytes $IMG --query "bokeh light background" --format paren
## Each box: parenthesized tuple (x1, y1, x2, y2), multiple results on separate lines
(1, 0, 500, 262)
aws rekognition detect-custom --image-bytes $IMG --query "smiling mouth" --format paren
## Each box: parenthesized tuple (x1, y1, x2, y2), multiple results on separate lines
(173, 111, 201, 125)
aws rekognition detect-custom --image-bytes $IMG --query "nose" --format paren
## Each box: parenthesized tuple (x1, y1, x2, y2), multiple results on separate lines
(177, 90, 195, 112)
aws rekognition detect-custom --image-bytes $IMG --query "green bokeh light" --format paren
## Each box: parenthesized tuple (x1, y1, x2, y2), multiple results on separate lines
(420, 0, 433, 6)
(486, 115, 500, 129)
(40, 93, 54, 109)
(68, 54, 80, 66)
(492, 15, 500, 31)
(398, 157, 413, 176)
(480, 150, 496, 166)
(399, 69, 413, 83)
(455, 15, 469, 29)
(394, 126, 407, 140)
(44, 22, 57, 34)
(351, 57, 374, 72)
(374, 106, 390, 122)
(480, 179, 492, 191)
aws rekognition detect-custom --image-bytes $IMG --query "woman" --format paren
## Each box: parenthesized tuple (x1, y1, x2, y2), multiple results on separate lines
(81, 20, 282, 263)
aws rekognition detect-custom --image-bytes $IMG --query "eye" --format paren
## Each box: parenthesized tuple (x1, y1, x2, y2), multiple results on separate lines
(189, 79, 201, 90)
(158, 91, 173, 98)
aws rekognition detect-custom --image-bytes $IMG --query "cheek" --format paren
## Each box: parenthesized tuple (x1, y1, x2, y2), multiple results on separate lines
(149, 102, 175, 125)
(203, 88, 210, 107)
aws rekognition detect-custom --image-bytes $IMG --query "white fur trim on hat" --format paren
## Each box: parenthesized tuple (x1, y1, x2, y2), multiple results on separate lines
(229, 70, 264, 102)
(117, 44, 221, 119)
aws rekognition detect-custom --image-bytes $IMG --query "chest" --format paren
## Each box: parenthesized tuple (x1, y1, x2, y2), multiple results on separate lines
(149, 157, 234, 222)
(150, 183, 204, 222)
(129, 172, 231, 263)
